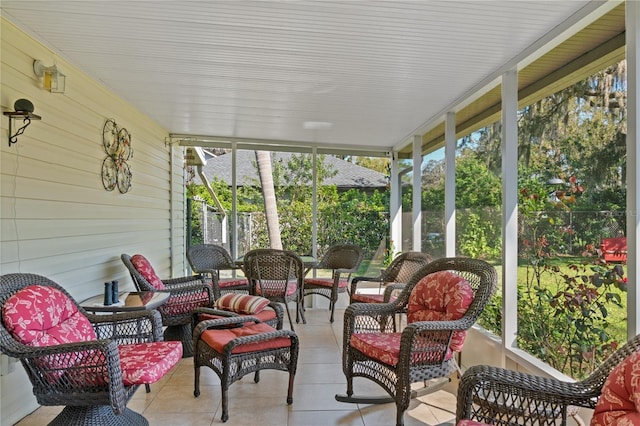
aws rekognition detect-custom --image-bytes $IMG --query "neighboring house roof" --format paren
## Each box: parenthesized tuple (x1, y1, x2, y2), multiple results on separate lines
(193, 151, 388, 189)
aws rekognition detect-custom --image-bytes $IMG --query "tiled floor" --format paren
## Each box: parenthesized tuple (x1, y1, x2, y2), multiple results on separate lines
(15, 307, 458, 426)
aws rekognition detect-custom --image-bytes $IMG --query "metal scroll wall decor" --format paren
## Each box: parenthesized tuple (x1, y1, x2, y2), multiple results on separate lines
(101, 119, 133, 193)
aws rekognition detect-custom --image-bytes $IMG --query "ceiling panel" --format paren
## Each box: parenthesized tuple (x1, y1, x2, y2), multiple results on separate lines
(2, 1, 601, 152)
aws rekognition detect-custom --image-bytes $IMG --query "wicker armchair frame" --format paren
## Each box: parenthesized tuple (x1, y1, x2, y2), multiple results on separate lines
(193, 315, 299, 422)
(187, 244, 250, 299)
(0, 273, 167, 426)
(121, 253, 213, 357)
(456, 332, 640, 425)
(349, 251, 433, 304)
(243, 248, 306, 331)
(338, 257, 497, 426)
(303, 244, 364, 323)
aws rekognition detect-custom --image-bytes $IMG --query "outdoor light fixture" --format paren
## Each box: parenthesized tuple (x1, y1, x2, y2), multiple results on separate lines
(3, 99, 41, 147)
(33, 60, 66, 93)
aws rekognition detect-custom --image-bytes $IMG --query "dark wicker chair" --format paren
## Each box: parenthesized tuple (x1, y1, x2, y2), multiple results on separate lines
(350, 251, 433, 304)
(187, 244, 250, 299)
(303, 243, 364, 323)
(456, 332, 640, 426)
(193, 315, 299, 422)
(243, 248, 306, 331)
(337, 257, 497, 426)
(0, 273, 182, 426)
(121, 253, 213, 357)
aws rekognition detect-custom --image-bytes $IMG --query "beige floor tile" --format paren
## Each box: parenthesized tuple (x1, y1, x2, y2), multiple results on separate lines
(288, 409, 365, 425)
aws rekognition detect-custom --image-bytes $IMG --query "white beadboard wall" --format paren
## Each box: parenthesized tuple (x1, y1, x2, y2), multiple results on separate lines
(0, 19, 187, 424)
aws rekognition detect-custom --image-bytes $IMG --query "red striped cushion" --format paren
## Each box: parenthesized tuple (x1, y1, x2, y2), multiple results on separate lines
(214, 293, 270, 314)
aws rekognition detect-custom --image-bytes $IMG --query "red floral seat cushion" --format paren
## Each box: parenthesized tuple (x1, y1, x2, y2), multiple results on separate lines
(130, 254, 166, 290)
(406, 270, 474, 352)
(255, 282, 298, 297)
(118, 341, 182, 385)
(218, 278, 249, 288)
(200, 322, 291, 354)
(350, 332, 453, 367)
(456, 421, 491, 426)
(591, 351, 640, 425)
(304, 278, 349, 289)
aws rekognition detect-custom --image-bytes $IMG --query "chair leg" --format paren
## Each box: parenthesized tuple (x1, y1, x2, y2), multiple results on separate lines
(194, 365, 201, 397)
(49, 406, 148, 426)
(284, 302, 295, 331)
(287, 371, 295, 404)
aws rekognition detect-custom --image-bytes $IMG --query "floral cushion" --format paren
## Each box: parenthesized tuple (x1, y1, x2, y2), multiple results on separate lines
(351, 294, 398, 303)
(304, 278, 349, 289)
(350, 332, 452, 367)
(591, 351, 640, 425)
(214, 293, 270, 314)
(118, 341, 182, 385)
(218, 278, 249, 288)
(3, 285, 97, 346)
(255, 282, 298, 297)
(456, 421, 492, 426)
(130, 254, 166, 290)
(406, 271, 474, 352)
(200, 322, 291, 354)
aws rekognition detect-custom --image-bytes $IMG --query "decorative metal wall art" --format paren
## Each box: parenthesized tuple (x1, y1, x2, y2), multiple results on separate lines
(101, 118, 133, 193)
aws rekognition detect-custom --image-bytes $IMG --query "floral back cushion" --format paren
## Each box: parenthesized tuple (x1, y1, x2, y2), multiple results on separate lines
(591, 351, 640, 425)
(406, 270, 474, 352)
(3, 285, 97, 346)
(131, 254, 166, 290)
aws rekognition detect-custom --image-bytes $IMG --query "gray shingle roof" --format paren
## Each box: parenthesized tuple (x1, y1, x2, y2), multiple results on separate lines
(193, 151, 388, 189)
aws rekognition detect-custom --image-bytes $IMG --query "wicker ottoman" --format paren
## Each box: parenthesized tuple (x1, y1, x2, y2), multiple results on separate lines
(193, 315, 299, 422)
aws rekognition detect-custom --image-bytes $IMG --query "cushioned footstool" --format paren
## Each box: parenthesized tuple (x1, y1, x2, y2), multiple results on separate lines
(193, 314, 299, 422)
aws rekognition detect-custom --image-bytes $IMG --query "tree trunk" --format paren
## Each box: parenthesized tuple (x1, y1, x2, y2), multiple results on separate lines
(255, 151, 282, 249)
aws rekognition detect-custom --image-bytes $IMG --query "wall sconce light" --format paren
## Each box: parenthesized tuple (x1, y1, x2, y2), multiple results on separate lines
(33, 60, 66, 93)
(3, 99, 41, 147)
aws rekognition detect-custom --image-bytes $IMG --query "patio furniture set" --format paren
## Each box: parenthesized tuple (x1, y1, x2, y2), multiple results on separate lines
(1, 245, 636, 425)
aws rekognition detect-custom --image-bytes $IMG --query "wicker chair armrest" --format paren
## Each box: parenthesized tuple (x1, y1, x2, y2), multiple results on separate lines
(456, 364, 598, 424)
(89, 309, 163, 342)
(350, 275, 382, 293)
(382, 283, 405, 302)
(163, 282, 213, 299)
(162, 275, 206, 288)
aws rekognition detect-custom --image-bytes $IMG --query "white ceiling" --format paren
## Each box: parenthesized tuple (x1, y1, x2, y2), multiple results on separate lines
(2, 1, 604, 153)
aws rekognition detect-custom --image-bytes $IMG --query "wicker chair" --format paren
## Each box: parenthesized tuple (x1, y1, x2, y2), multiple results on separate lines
(456, 332, 640, 426)
(121, 253, 213, 357)
(350, 251, 433, 304)
(187, 244, 250, 299)
(0, 273, 182, 426)
(303, 244, 364, 323)
(337, 257, 497, 426)
(243, 248, 306, 331)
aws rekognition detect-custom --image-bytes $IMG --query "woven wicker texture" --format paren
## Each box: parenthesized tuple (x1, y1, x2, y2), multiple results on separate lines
(187, 244, 250, 299)
(350, 251, 434, 304)
(121, 253, 213, 357)
(456, 332, 640, 425)
(193, 315, 299, 422)
(341, 257, 497, 426)
(0, 273, 170, 426)
(243, 249, 306, 331)
(303, 244, 364, 323)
